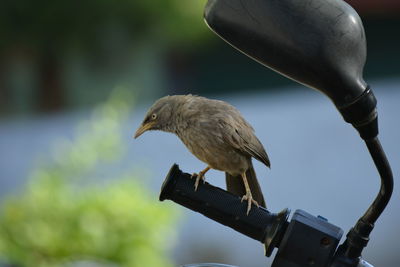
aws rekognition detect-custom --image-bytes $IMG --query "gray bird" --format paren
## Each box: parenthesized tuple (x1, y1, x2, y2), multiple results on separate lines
(134, 95, 270, 214)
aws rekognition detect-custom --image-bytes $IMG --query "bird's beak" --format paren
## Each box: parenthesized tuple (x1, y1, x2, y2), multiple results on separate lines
(134, 122, 154, 139)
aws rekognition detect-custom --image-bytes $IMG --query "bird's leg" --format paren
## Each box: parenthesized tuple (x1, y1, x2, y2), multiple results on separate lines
(191, 166, 210, 191)
(240, 172, 259, 215)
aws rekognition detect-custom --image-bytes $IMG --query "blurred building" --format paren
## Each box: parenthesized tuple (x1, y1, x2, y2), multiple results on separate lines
(0, 1, 399, 117)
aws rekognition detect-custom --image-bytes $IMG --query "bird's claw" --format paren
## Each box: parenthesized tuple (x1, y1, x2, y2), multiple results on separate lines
(191, 173, 206, 191)
(241, 193, 259, 215)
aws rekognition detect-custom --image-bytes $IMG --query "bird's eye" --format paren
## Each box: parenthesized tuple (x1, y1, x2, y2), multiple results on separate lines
(151, 113, 157, 120)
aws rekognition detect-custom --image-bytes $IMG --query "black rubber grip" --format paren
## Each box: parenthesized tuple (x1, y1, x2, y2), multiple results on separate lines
(159, 164, 289, 255)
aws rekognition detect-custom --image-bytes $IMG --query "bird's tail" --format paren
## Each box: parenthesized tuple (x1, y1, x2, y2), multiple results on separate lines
(225, 161, 266, 208)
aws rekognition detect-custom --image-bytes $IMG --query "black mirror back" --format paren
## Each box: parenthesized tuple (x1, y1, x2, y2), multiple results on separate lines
(204, 0, 367, 108)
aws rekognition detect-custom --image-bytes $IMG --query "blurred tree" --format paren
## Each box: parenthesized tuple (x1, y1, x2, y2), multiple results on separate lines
(0, 89, 179, 266)
(0, 0, 209, 113)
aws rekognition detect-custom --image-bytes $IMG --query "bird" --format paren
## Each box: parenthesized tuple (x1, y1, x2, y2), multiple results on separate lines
(134, 94, 270, 215)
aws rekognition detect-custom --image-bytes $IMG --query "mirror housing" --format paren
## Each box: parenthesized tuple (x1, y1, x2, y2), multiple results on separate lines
(204, 0, 377, 139)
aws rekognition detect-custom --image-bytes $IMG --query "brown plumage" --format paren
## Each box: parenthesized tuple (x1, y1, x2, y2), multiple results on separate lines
(134, 94, 270, 214)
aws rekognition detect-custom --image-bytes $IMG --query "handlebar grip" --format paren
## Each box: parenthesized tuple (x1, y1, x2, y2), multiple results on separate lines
(159, 164, 289, 256)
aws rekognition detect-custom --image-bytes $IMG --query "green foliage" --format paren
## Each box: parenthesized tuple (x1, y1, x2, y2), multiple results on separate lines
(0, 0, 210, 51)
(0, 89, 179, 267)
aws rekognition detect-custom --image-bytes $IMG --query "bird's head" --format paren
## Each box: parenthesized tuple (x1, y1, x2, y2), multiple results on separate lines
(134, 96, 178, 139)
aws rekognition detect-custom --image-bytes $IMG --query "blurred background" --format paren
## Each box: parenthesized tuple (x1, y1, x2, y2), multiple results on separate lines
(0, 0, 399, 266)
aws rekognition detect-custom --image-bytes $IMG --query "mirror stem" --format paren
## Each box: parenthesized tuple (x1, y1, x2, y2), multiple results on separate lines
(343, 136, 393, 259)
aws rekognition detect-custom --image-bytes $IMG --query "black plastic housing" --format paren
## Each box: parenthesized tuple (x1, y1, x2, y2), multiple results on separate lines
(272, 210, 343, 267)
(204, 0, 378, 138)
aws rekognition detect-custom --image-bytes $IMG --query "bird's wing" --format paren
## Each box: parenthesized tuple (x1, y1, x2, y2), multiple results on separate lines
(219, 113, 271, 168)
(190, 97, 270, 167)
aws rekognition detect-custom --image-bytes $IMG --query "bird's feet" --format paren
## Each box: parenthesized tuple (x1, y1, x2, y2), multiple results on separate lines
(191, 172, 205, 191)
(190, 172, 204, 191)
(191, 166, 210, 191)
(241, 192, 259, 215)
